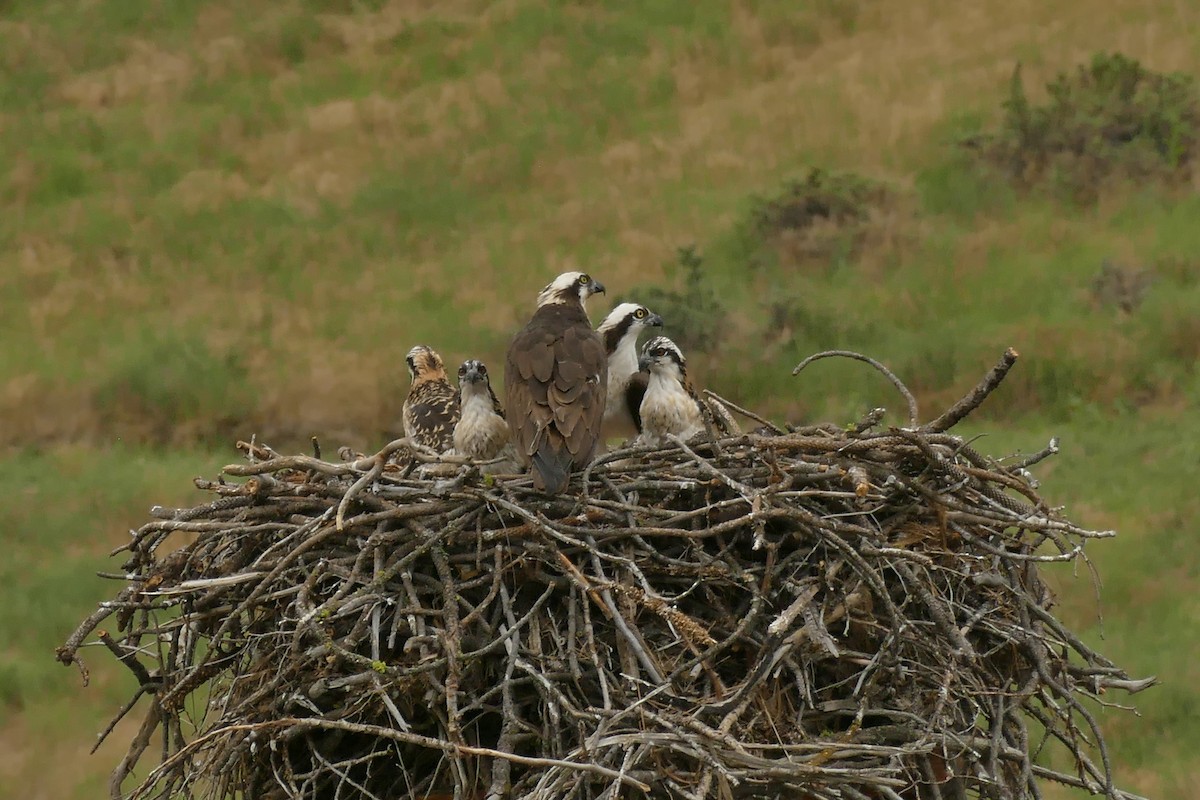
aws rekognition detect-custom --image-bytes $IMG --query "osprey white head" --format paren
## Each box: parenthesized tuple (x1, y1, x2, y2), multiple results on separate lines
(536, 271, 606, 308)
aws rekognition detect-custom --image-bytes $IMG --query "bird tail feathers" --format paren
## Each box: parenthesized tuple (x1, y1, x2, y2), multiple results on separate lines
(531, 442, 572, 495)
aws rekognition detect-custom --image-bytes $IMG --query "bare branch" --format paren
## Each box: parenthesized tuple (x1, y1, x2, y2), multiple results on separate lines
(921, 347, 1019, 433)
(793, 350, 920, 428)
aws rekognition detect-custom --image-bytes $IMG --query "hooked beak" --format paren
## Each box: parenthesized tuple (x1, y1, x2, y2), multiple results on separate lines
(646, 313, 664, 327)
(637, 353, 651, 372)
(591, 280, 606, 295)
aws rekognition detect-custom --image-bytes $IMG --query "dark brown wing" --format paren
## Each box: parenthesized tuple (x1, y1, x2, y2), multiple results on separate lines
(505, 304, 607, 493)
(552, 321, 607, 456)
(683, 376, 706, 417)
(487, 382, 505, 420)
(624, 371, 649, 433)
(506, 319, 556, 464)
(404, 380, 461, 451)
(684, 374, 718, 438)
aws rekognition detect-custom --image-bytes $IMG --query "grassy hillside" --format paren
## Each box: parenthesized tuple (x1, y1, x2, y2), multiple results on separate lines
(1, 0, 1197, 797)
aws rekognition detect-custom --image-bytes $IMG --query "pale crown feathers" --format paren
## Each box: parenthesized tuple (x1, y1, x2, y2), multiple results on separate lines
(597, 303, 665, 354)
(637, 336, 688, 377)
(406, 344, 448, 383)
(536, 271, 606, 309)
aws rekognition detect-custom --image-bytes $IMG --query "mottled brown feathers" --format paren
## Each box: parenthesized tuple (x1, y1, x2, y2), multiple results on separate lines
(505, 281, 608, 494)
(624, 371, 649, 434)
(403, 345, 460, 451)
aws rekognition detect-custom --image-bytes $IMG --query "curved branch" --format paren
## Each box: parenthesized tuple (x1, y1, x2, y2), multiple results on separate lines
(792, 350, 919, 428)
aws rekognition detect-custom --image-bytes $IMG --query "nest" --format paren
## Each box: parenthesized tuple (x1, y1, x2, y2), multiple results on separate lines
(59, 349, 1153, 800)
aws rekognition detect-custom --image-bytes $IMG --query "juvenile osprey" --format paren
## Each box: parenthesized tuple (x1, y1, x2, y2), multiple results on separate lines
(452, 359, 517, 473)
(637, 336, 707, 447)
(505, 271, 608, 494)
(403, 344, 460, 452)
(596, 302, 663, 444)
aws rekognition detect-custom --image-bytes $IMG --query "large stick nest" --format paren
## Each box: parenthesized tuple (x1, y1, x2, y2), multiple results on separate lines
(60, 350, 1154, 800)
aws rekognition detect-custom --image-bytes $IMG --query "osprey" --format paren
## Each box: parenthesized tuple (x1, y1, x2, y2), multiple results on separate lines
(402, 344, 460, 452)
(452, 359, 517, 473)
(637, 336, 707, 447)
(596, 302, 663, 445)
(505, 271, 608, 494)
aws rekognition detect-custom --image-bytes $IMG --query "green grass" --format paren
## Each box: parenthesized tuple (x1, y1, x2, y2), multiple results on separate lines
(959, 411, 1200, 796)
(661, 186, 1198, 430)
(1, 0, 1197, 795)
(0, 446, 211, 692)
(0, 0, 754, 446)
(0, 445, 217, 799)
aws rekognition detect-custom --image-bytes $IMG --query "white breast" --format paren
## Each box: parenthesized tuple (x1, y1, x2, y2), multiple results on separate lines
(601, 339, 641, 444)
(638, 373, 704, 447)
(453, 392, 509, 460)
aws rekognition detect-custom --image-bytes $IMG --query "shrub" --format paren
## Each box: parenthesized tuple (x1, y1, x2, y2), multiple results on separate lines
(1089, 258, 1156, 314)
(622, 245, 725, 353)
(968, 53, 1200, 203)
(741, 167, 899, 272)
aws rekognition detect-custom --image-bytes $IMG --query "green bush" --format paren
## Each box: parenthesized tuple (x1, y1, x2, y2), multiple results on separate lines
(741, 167, 898, 272)
(622, 245, 725, 353)
(969, 52, 1199, 203)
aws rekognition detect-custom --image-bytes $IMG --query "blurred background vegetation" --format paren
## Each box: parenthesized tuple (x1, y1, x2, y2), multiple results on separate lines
(1, 0, 1197, 796)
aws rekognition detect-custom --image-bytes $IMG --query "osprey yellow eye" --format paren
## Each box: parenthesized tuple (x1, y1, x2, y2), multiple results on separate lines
(634, 308, 646, 319)
(578, 273, 590, 284)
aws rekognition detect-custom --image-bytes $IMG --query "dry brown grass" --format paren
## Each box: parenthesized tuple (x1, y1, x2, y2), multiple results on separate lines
(58, 42, 195, 109)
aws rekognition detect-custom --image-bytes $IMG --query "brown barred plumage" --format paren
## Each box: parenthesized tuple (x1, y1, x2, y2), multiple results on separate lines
(402, 344, 460, 452)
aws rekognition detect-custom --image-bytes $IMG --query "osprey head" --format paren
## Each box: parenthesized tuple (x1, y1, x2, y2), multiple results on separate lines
(457, 359, 491, 387)
(406, 345, 448, 383)
(536, 271, 606, 308)
(638, 336, 687, 375)
(597, 302, 664, 354)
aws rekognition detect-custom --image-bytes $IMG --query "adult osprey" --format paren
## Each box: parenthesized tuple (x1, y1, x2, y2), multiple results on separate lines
(596, 302, 663, 445)
(452, 359, 517, 474)
(402, 344, 460, 452)
(636, 336, 707, 446)
(505, 271, 608, 494)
